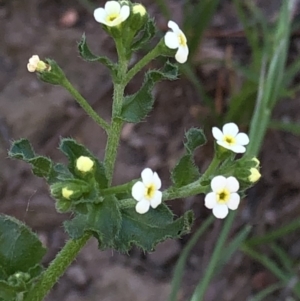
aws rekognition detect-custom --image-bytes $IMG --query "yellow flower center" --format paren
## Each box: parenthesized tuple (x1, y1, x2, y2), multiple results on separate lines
(223, 135, 236, 146)
(145, 183, 156, 200)
(216, 188, 230, 204)
(107, 13, 119, 22)
(178, 33, 187, 47)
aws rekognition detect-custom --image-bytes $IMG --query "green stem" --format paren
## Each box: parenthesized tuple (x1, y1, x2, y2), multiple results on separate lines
(104, 39, 128, 185)
(190, 212, 236, 301)
(125, 40, 163, 84)
(24, 233, 90, 301)
(61, 78, 110, 133)
(102, 180, 136, 195)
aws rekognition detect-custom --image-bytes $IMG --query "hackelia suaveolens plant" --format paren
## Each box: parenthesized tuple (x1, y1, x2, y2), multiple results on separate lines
(205, 175, 240, 219)
(93, 1, 130, 27)
(212, 122, 249, 153)
(131, 168, 162, 214)
(164, 21, 189, 64)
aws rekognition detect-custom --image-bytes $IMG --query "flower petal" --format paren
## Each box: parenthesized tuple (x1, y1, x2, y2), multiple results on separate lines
(227, 193, 240, 210)
(120, 5, 130, 21)
(175, 46, 188, 63)
(150, 191, 162, 209)
(222, 123, 239, 136)
(212, 127, 224, 141)
(230, 144, 246, 153)
(136, 199, 150, 214)
(167, 20, 180, 34)
(153, 172, 161, 189)
(131, 181, 145, 201)
(235, 132, 249, 146)
(94, 8, 107, 23)
(141, 168, 153, 186)
(164, 32, 179, 49)
(204, 192, 217, 209)
(212, 204, 229, 219)
(216, 140, 232, 151)
(105, 1, 121, 14)
(226, 176, 239, 192)
(211, 175, 226, 191)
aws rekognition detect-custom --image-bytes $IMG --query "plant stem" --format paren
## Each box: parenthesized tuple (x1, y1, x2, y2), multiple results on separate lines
(125, 40, 163, 84)
(24, 233, 90, 301)
(62, 78, 110, 133)
(104, 39, 128, 185)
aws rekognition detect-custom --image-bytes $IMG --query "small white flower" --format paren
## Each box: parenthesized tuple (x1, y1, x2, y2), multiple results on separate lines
(164, 20, 189, 64)
(205, 175, 240, 219)
(132, 168, 162, 214)
(212, 122, 249, 153)
(27, 55, 48, 72)
(94, 1, 130, 27)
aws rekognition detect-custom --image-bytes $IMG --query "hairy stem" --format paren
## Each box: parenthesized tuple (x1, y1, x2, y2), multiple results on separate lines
(62, 78, 110, 133)
(24, 233, 90, 301)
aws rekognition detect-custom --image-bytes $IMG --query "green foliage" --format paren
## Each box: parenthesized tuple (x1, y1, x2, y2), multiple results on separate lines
(0, 215, 45, 300)
(114, 204, 194, 252)
(37, 59, 67, 85)
(171, 128, 206, 187)
(9, 139, 57, 182)
(0, 215, 45, 276)
(65, 196, 122, 249)
(120, 61, 178, 122)
(184, 128, 207, 154)
(131, 18, 156, 52)
(59, 138, 108, 189)
(78, 34, 117, 77)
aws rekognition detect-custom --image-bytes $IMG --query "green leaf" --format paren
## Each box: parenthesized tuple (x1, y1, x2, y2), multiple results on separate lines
(0, 214, 46, 276)
(78, 34, 116, 76)
(120, 61, 178, 123)
(8, 139, 58, 183)
(131, 18, 156, 51)
(171, 155, 200, 187)
(59, 138, 108, 189)
(114, 204, 194, 252)
(64, 196, 121, 249)
(0, 281, 16, 300)
(184, 128, 207, 154)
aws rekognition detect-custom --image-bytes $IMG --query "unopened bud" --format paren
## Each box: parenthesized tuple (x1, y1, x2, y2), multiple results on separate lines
(76, 156, 94, 173)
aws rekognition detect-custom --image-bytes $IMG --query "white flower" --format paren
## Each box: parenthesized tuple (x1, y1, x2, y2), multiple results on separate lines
(27, 55, 48, 72)
(164, 20, 189, 64)
(205, 175, 240, 219)
(94, 1, 130, 27)
(212, 122, 249, 153)
(131, 168, 162, 214)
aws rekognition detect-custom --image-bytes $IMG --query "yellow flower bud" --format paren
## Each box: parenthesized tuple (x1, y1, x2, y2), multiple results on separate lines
(132, 4, 146, 16)
(76, 156, 94, 173)
(249, 168, 261, 183)
(62, 187, 74, 199)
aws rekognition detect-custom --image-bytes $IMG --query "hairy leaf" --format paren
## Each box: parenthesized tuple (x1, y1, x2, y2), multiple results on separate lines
(171, 154, 200, 187)
(64, 196, 121, 249)
(0, 215, 46, 276)
(121, 61, 178, 123)
(114, 204, 194, 252)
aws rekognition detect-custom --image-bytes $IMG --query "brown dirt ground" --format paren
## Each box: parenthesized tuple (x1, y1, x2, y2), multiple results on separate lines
(1, 0, 300, 300)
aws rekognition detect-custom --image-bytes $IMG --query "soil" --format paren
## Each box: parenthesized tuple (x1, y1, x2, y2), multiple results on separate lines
(1, 0, 300, 300)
